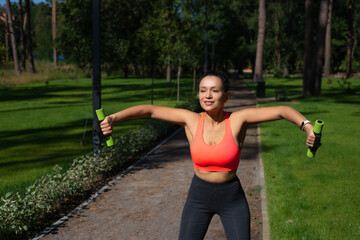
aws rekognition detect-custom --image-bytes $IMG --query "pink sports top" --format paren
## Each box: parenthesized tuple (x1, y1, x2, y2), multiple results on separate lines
(190, 112, 241, 172)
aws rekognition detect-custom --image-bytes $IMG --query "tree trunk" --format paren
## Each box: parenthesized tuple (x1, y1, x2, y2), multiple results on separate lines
(314, 0, 329, 96)
(166, 55, 171, 82)
(5, 0, 20, 76)
(25, 0, 36, 73)
(3, 12, 9, 61)
(253, 0, 266, 84)
(52, 0, 57, 66)
(346, 0, 354, 79)
(283, 56, 289, 78)
(192, 66, 196, 96)
(18, 0, 26, 72)
(303, 0, 314, 97)
(274, 10, 281, 72)
(313, 0, 329, 96)
(177, 58, 181, 103)
(254, 0, 266, 98)
(324, 0, 333, 80)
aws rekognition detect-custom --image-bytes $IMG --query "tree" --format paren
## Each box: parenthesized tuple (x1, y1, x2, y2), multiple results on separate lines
(303, 0, 314, 97)
(1, 11, 10, 62)
(313, 0, 329, 96)
(5, 0, 20, 75)
(52, 0, 57, 65)
(346, 0, 354, 79)
(253, 0, 266, 97)
(18, 0, 26, 71)
(25, 0, 36, 72)
(324, 0, 333, 80)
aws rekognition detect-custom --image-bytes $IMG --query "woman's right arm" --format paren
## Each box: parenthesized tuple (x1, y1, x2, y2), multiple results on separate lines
(100, 105, 196, 136)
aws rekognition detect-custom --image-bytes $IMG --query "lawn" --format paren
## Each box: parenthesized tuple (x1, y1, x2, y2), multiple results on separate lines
(0, 76, 195, 197)
(247, 78, 360, 239)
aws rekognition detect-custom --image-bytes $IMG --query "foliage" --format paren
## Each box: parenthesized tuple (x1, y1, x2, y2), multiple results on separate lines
(33, 3, 53, 60)
(1, 0, 360, 76)
(0, 98, 200, 239)
(56, 0, 93, 68)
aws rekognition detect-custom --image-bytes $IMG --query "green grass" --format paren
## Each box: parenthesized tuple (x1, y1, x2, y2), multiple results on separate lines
(0, 76, 195, 197)
(247, 78, 360, 239)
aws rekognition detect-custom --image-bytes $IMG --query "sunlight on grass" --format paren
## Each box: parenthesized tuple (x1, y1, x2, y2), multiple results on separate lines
(248, 78, 360, 239)
(0, 74, 195, 197)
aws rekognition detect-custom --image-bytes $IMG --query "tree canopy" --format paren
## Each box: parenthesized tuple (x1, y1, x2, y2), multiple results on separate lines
(1, 0, 359, 79)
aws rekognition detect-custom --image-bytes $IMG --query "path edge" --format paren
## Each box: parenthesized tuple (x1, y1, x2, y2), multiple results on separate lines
(31, 127, 184, 240)
(257, 121, 270, 240)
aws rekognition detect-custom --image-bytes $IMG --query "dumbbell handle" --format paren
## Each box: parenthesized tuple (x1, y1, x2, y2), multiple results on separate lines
(307, 120, 324, 158)
(96, 108, 114, 147)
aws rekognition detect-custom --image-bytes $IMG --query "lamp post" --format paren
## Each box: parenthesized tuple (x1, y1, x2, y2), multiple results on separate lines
(204, 23, 223, 73)
(92, 0, 101, 154)
(211, 36, 223, 70)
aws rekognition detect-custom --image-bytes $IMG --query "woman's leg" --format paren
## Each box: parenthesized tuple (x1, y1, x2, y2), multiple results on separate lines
(217, 178, 250, 240)
(178, 196, 214, 240)
(178, 176, 215, 240)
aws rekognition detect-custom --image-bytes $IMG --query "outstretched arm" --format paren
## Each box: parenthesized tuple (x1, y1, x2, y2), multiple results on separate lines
(235, 106, 315, 147)
(100, 105, 196, 136)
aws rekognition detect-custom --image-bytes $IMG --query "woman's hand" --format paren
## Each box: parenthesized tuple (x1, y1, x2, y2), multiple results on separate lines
(304, 124, 315, 147)
(100, 115, 114, 136)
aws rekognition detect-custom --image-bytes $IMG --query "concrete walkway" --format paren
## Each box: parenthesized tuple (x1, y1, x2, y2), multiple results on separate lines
(38, 80, 267, 240)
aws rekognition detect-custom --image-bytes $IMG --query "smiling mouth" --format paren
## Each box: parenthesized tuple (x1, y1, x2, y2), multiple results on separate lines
(204, 101, 214, 106)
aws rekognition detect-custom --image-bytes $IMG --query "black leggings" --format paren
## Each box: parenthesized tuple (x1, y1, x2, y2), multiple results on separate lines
(179, 174, 250, 240)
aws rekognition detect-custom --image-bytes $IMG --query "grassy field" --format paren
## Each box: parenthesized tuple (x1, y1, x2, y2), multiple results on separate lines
(0, 75, 195, 197)
(247, 78, 360, 239)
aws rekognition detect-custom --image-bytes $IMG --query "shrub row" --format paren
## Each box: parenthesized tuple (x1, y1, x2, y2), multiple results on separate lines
(0, 99, 201, 239)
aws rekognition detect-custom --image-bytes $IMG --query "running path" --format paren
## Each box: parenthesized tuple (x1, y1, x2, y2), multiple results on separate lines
(40, 80, 264, 240)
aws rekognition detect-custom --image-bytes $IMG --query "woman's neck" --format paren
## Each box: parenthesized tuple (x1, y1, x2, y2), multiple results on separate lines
(205, 110, 226, 126)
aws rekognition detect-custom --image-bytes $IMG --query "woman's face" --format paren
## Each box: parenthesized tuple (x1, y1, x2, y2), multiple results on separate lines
(199, 76, 229, 112)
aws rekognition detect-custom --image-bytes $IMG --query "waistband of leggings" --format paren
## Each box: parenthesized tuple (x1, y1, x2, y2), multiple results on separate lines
(192, 174, 240, 189)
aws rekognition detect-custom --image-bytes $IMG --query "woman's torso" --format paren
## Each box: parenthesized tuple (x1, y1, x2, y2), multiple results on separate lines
(184, 111, 247, 183)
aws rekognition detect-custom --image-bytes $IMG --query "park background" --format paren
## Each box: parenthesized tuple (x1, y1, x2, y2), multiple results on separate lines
(1, 0, 359, 239)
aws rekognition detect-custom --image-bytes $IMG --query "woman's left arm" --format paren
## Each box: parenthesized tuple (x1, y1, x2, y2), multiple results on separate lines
(235, 106, 315, 147)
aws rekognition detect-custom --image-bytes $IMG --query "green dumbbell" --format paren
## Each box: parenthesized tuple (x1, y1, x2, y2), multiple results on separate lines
(307, 120, 324, 158)
(96, 108, 114, 147)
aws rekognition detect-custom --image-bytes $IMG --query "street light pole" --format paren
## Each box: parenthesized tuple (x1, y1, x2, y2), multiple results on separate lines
(92, 0, 101, 154)
(204, 25, 208, 73)
(204, 23, 223, 73)
(211, 37, 215, 70)
(211, 36, 224, 71)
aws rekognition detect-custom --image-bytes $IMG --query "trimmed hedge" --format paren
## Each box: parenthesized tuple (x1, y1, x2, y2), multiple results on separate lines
(0, 99, 201, 239)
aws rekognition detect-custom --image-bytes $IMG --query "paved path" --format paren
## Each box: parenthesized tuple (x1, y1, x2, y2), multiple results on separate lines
(40, 80, 265, 240)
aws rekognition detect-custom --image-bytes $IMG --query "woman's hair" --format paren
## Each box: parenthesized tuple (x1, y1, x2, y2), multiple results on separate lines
(199, 70, 230, 93)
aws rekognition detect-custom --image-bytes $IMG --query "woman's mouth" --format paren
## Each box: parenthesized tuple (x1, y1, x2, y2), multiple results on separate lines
(204, 101, 214, 106)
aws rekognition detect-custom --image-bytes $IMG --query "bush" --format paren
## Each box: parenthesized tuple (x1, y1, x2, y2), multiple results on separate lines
(0, 99, 201, 239)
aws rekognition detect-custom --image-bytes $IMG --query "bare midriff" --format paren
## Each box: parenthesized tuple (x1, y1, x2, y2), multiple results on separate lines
(194, 168, 237, 183)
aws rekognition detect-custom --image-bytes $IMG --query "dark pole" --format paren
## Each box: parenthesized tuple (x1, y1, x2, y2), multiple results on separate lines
(211, 37, 215, 70)
(204, 23, 223, 73)
(151, 63, 154, 105)
(204, 24, 208, 73)
(92, 0, 101, 154)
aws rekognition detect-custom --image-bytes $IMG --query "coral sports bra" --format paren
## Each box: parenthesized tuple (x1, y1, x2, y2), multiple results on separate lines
(190, 112, 241, 172)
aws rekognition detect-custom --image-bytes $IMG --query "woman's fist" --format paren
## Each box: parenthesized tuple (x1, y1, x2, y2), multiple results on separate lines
(100, 115, 114, 136)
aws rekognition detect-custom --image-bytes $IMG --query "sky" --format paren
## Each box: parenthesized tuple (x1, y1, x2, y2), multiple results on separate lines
(0, 0, 47, 7)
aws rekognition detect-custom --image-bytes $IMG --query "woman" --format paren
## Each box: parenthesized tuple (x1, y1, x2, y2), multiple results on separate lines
(100, 71, 316, 240)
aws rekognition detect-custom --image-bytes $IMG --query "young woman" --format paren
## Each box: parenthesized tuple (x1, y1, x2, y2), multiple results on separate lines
(100, 71, 316, 240)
